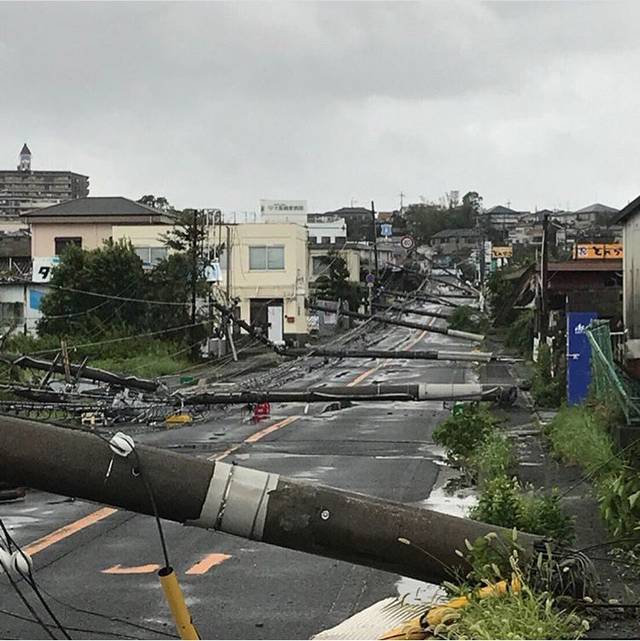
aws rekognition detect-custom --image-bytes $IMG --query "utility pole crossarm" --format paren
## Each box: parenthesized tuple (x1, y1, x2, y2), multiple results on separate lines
(1, 417, 540, 584)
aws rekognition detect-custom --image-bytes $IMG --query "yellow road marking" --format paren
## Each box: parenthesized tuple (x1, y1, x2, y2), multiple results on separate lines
(185, 553, 231, 575)
(102, 563, 160, 574)
(24, 507, 117, 557)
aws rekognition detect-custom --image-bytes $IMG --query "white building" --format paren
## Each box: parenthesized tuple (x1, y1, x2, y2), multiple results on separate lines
(260, 199, 307, 224)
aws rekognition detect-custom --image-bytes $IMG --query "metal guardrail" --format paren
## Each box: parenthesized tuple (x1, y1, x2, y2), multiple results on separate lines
(586, 321, 640, 425)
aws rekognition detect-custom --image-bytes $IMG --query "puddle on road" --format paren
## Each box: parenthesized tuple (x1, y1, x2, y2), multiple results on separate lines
(420, 485, 477, 518)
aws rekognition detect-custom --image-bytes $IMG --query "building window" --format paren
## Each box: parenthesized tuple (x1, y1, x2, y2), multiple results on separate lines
(134, 246, 168, 266)
(321, 236, 331, 244)
(249, 245, 285, 270)
(54, 237, 82, 255)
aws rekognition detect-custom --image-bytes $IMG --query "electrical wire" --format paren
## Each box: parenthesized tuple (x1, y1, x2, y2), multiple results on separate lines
(0, 543, 57, 639)
(35, 586, 178, 638)
(0, 608, 154, 640)
(0, 519, 71, 639)
(45, 284, 186, 306)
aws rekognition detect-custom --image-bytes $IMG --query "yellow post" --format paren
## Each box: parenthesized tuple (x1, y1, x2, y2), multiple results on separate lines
(159, 567, 200, 640)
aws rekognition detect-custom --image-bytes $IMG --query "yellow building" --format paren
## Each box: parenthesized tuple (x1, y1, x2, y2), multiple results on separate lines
(222, 223, 309, 344)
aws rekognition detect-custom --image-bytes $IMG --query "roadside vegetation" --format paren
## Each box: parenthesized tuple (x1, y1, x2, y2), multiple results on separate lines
(544, 401, 640, 540)
(429, 534, 589, 640)
(433, 403, 574, 543)
(4, 207, 211, 378)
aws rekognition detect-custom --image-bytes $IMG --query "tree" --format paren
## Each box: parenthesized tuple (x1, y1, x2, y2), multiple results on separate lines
(137, 194, 174, 213)
(160, 209, 210, 355)
(38, 240, 148, 337)
(315, 251, 363, 312)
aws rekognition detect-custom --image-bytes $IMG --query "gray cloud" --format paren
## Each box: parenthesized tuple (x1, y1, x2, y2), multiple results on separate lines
(1, 1, 639, 213)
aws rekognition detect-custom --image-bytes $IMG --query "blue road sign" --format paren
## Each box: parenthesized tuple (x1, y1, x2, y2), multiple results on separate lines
(566, 311, 598, 405)
(380, 224, 392, 237)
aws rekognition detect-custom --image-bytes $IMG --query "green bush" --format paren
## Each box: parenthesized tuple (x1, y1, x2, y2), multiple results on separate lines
(470, 476, 574, 544)
(598, 466, 640, 538)
(448, 306, 488, 334)
(470, 431, 514, 486)
(433, 404, 498, 467)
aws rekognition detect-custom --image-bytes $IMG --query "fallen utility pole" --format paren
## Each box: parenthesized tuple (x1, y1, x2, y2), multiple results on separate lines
(182, 382, 516, 406)
(382, 289, 460, 308)
(280, 347, 520, 363)
(371, 301, 451, 320)
(0, 417, 541, 584)
(0, 352, 159, 393)
(308, 303, 484, 343)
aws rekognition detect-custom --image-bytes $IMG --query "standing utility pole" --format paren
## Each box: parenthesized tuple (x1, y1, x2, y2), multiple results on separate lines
(189, 210, 200, 358)
(539, 212, 550, 344)
(371, 200, 379, 281)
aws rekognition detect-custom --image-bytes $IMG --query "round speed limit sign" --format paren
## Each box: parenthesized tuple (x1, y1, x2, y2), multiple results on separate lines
(400, 236, 415, 250)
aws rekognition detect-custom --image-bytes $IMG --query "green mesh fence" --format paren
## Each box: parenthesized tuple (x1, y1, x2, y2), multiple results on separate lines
(586, 320, 640, 425)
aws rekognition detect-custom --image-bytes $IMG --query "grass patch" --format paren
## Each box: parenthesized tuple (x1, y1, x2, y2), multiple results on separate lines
(544, 404, 622, 476)
(4, 327, 194, 378)
(543, 401, 640, 540)
(532, 344, 565, 408)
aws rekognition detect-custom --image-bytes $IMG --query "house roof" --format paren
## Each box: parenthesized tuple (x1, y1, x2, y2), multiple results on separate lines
(320, 207, 371, 217)
(616, 194, 640, 224)
(431, 228, 479, 239)
(573, 203, 618, 214)
(485, 205, 520, 215)
(20, 143, 31, 156)
(21, 196, 170, 220)
(548, 259, 623, 272)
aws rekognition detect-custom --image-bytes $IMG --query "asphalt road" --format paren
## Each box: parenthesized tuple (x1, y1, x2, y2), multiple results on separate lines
(0, 309, 478, 640)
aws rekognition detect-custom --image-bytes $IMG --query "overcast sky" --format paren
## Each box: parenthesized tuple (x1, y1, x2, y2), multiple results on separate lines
(1, 1, 639, 214)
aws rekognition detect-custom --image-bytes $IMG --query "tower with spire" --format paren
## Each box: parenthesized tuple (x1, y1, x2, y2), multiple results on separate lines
(18, 143, 31, 172)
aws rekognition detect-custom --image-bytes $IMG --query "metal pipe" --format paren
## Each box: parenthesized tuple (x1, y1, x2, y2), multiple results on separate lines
(182, 383, 515, 406)
(0, 417, 540, 584)
(308, 304, 484, 343)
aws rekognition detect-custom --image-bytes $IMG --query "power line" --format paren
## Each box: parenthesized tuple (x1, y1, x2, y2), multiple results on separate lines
(46, 284, 186, 306)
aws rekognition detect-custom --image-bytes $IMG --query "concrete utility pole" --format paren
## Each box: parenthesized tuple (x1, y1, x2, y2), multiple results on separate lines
(0, 352, 159, 392)
(381, 289, 458, 307)
(182, 382, 516, 406)
(539, 212, 550, 344)
(308, 303, 484, 343)
(371, 200, 379, 282)
(280, 347, 520, 364)
(0, 417, 541, 585)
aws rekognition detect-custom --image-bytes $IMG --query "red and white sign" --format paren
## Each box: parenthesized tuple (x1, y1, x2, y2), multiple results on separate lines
(400, 236, 415, 250)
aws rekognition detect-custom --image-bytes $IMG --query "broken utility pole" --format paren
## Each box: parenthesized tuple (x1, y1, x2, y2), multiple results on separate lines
(308, 303, 484, 343)
(0, 417, 541, 585)
(0, 352, 160, 392)
(181, 382, 516, 406)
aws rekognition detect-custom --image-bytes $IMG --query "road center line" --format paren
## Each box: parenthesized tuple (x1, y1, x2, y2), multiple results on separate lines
(185, 553, 232, 575)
